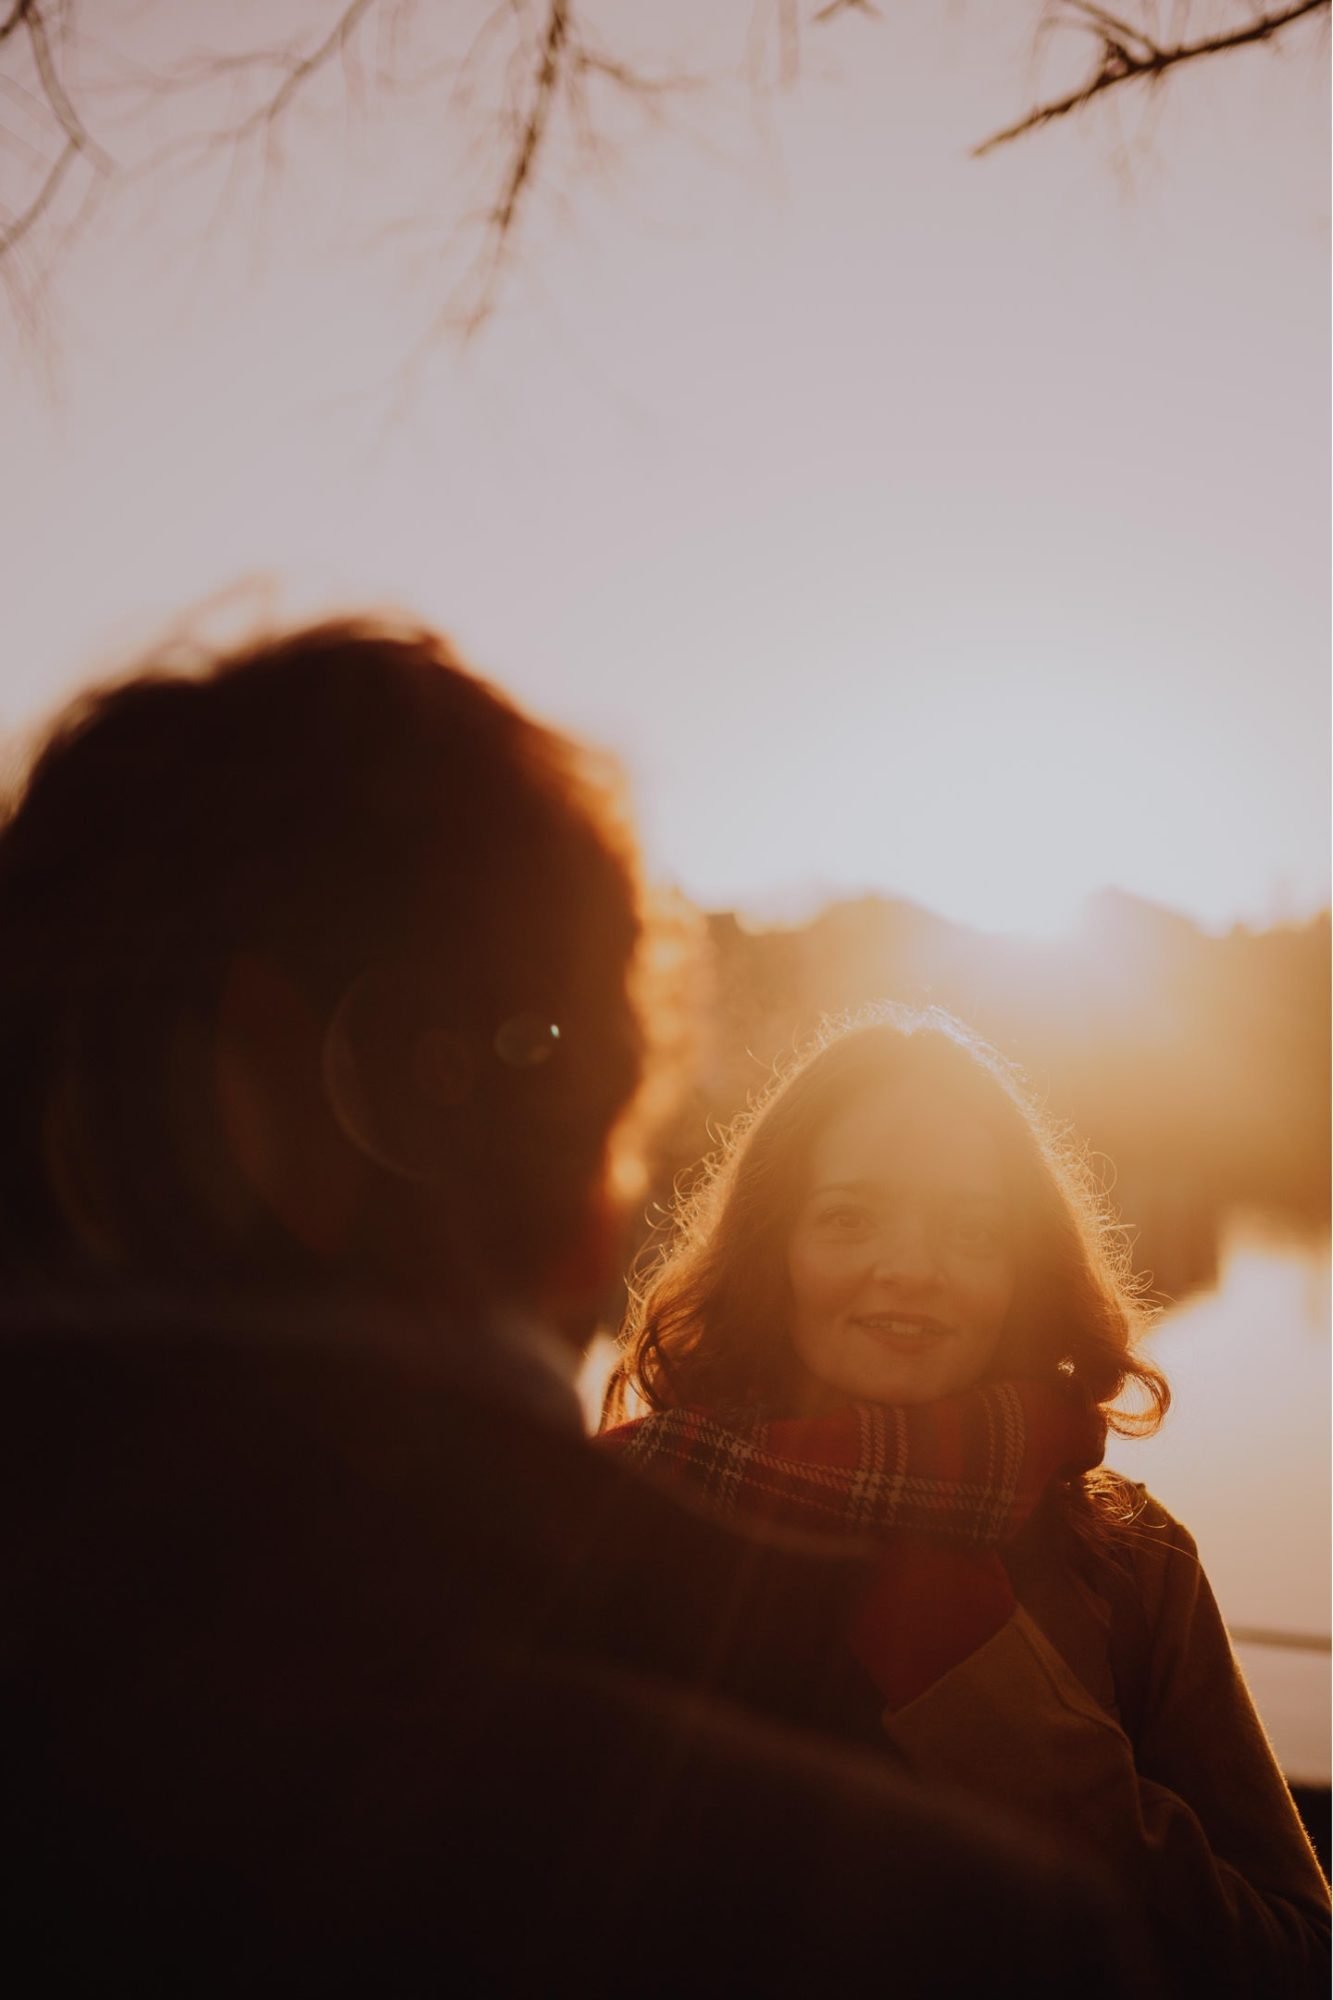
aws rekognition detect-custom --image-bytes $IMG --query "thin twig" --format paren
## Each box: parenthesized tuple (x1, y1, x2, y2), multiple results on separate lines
(198, 0, 381, 163)
(813, 1, 883, 21)
(451, 0, 574, 333)
(251, 0, 379, 130)
(574, 50, 698, 98)
(0, 1, 33, 49)
(0, 128, 72, 252)
(118, 0, 385, 190)
(490, 0, 571, 243)
(975, 0, 1329, 155)
(25, 0, 112, 169)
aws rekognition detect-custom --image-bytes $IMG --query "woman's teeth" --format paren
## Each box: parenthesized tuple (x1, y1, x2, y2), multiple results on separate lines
(856, 1317, 946, 1345)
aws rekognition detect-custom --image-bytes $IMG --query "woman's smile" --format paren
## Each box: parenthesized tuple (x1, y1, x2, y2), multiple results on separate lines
(852, 1312, 954, 1353)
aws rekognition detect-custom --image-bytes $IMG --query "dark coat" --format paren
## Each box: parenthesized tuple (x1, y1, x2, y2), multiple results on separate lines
(0, 1305, 1146, 1995)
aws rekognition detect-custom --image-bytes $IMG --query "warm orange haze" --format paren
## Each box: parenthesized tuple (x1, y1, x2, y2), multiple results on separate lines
(1, 4, 1327, 942)
(0, 0, 1327, 1981)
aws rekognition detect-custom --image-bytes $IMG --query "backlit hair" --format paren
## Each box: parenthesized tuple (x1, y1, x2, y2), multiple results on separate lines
(613, 1008, 1168, 1453)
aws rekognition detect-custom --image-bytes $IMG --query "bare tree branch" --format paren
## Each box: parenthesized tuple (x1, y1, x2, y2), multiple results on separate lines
(443, 1, 574, 335)
(0, 0, 1324, 352)
(25, 0, 109, 170)
(493, 1, 571, 243)
(0, 125, 71, 253)
(0, 0, 108, 275)
(452, 2, 700, 332)
(812, 0, 882, 21)
(0, 1, 33, 50)
(975, 0, 1329, 156)
(572, 48, 698, 99)
(225, 0, 380, 153)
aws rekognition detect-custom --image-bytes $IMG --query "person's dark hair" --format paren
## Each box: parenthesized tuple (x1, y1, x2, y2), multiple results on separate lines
(0, 617, 674, 1314)
(613, 1009, 1168, 1458)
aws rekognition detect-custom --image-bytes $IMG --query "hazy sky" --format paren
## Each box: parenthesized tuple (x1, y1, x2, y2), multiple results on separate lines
(2, 2, 1328, 936)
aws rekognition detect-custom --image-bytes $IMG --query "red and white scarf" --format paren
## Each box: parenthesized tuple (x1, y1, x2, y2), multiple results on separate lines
(600, 1382, 1103, 1709)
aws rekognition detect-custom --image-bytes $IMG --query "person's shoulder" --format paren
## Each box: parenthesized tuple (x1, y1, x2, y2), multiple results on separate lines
(1082, 1476, 1209, 1629)
(1092, 1477, 1199, 1554)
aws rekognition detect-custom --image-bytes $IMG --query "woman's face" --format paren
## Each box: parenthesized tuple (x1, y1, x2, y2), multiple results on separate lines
(785, 1072, 1018, 1408)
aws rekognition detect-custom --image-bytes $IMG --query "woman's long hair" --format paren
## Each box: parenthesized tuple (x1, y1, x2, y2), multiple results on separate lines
(611, 1009, 1169, 1482)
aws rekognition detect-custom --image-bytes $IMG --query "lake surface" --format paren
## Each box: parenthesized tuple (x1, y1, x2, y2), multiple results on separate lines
(1104, 1218, 1331, 1783)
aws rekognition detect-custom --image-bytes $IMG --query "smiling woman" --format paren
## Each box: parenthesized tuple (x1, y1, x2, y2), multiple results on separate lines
(599, 1008, 1331, 1992)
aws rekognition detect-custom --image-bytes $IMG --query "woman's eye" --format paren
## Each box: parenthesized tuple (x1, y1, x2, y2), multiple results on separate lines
(818, 1206, 872, 1233)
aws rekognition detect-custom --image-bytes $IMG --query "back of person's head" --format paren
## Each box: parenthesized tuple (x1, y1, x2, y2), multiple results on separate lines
(0, 617, 670, 1324)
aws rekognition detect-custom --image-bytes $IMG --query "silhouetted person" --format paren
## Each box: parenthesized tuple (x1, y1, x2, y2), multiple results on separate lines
(0, 620, 1145, 1994)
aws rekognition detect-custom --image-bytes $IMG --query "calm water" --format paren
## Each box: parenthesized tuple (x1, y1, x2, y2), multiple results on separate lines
(1105, 1219, 1331, 1783)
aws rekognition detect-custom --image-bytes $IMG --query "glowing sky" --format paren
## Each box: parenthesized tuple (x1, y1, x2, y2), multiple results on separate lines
(1, 3, 1327, 937)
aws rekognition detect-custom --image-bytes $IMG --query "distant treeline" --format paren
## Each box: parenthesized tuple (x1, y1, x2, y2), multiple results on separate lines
(640, 891, 1331, 1308)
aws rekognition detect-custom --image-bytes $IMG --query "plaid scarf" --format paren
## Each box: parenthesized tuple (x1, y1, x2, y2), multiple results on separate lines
(600, 1382, 1103, 1710)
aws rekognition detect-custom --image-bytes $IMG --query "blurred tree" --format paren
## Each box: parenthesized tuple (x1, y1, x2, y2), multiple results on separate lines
(0, 1, 1326, 334)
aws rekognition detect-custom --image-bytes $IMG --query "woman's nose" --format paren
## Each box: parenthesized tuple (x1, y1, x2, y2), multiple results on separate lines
(870, 1214, 938, 1284)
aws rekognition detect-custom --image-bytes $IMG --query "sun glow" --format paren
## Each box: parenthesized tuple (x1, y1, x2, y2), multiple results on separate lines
(628, 617, 1323, 947)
